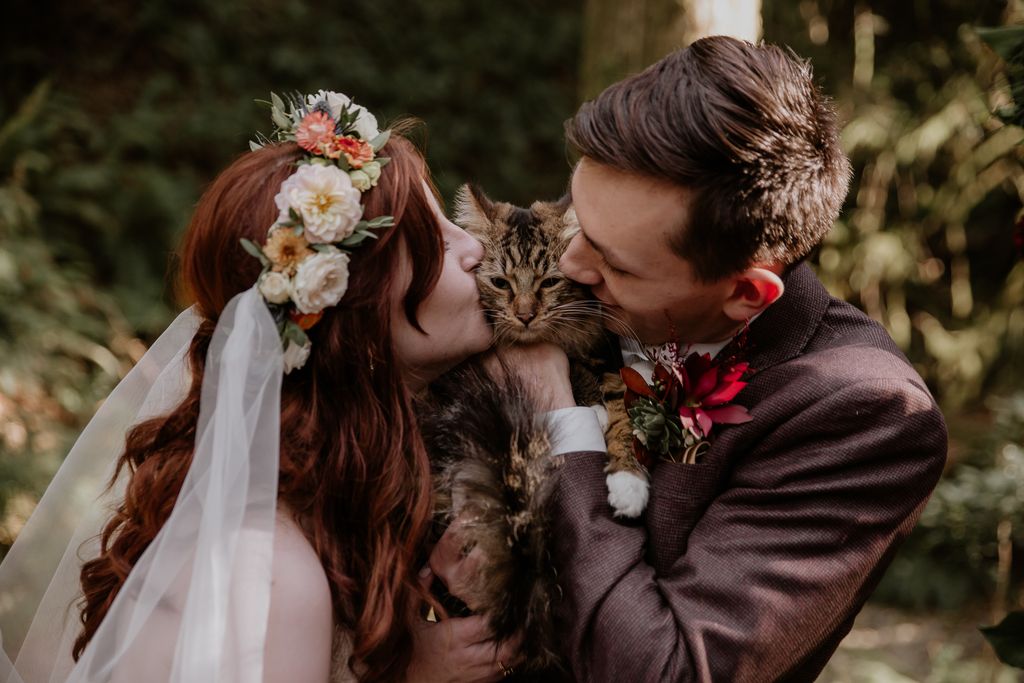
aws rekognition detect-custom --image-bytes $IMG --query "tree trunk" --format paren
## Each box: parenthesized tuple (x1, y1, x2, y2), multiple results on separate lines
(579, 0, 762, 101)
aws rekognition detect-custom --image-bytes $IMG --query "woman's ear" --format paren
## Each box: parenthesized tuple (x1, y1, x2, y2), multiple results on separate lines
(722, 267, 785, 323)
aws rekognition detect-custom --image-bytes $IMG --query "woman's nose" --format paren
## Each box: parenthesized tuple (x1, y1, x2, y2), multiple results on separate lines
(459, 231, 484, 271)
(559, 233, 601, 286)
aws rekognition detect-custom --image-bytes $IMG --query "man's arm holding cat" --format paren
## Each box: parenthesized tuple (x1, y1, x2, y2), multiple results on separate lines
(447, 344, 948, 682)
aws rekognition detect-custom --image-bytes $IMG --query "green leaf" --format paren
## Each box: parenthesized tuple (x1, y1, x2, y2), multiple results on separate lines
(288, 208, 302, 224)
(239, 238, 270, 267)
(376, 157, 391, 168)
(249, 140, 264, 151)
(980, 611, 1024, 669)
(366, 215, 394, 228)
(369, 130, 391, 152)
(270, 92, 293, 130)
(339, 233, 369, 247)
(284, 321, 310, 347)
(272, 106, 293, 131)
(310, 243, 333, 253)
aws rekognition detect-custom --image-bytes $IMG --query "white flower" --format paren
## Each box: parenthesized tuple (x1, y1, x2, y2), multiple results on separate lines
(275, 164, 363, 244)
(307, 90, 379, 142)
(258, 271, 292, 304)
(283, 340, 312, 374)
(308, 90, 350, 120)
(349, 170, 372, 191)
(349, 109, 380, 143)
(291, 247, 351, 314)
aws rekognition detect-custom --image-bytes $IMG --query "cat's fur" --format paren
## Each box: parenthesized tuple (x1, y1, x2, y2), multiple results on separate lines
(418, 186, 651, 674)
(419, 361, 564, 674)
(455, 184, 646, 515)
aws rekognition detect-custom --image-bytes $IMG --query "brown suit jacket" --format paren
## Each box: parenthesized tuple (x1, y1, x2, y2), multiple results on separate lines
(549, 264, 948, 682)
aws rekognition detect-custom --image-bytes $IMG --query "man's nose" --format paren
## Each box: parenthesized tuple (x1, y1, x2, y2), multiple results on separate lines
(559, 233, 601, 286)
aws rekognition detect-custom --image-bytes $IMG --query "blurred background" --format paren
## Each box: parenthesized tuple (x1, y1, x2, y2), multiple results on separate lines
(1, 0, 1022, 680)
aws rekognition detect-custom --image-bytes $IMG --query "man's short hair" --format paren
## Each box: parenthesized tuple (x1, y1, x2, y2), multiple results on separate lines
(566, 36, 852, 281)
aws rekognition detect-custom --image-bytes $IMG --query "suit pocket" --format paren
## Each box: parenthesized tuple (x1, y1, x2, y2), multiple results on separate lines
(646, 462, 719, 576)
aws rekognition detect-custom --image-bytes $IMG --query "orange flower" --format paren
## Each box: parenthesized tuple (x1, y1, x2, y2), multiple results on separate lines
(264, 228, 313, 275)
(329, 136, 374, 168)
(295, 111, 336, 155)
(289, 310, 323, 330)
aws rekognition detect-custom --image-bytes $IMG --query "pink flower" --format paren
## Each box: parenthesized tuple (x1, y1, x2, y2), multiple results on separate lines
(295, 111, 336, 155)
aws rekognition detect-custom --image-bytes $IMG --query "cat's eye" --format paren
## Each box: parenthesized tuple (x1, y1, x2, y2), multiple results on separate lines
(540, 277, 560, 288)
(492, 277, 511, 290)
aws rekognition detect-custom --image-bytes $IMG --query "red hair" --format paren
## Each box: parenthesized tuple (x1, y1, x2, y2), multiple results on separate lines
(74, 136, 444, 682)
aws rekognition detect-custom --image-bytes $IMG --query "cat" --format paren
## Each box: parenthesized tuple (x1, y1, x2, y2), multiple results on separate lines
(417, 186, 653, 674)
(454, 184, 648, 517)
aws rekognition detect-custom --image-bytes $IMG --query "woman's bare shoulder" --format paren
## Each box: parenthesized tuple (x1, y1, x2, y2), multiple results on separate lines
(263, 509, 334, 681)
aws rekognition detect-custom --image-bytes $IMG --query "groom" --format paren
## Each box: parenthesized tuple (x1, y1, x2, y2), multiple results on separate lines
(434, 36, 947, 681)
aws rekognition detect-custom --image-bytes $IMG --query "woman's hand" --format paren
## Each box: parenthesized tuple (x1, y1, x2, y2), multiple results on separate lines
(408, 559, 523, 683)
(482, 343, 575, 411)
(407, 615, 521, 683)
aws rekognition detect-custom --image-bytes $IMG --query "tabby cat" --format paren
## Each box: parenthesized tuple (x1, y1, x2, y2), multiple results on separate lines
(454, 183, 648, 517)
(418, 186, 652, 674)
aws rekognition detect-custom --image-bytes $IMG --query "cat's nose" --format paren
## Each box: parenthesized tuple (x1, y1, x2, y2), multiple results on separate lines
(516, 311, 536, 325)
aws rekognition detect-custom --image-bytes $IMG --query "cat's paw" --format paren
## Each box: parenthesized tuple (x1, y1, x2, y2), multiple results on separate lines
(606, 471, 649, 518)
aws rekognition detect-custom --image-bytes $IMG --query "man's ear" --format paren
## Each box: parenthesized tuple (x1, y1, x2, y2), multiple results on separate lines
(722, 267, 785, 323)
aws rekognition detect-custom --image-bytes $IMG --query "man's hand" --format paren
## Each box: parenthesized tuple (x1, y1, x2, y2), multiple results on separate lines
(483, 343, 575, 411)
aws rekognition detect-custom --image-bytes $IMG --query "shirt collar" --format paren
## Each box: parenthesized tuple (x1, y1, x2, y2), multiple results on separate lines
(619, 312, 765, 369)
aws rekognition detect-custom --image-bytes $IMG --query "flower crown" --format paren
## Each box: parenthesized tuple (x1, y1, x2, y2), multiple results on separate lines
(243, 91, 393, 373)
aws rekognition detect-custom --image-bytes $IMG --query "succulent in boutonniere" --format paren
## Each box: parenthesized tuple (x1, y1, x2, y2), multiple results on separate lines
(621, 340, 754, 466)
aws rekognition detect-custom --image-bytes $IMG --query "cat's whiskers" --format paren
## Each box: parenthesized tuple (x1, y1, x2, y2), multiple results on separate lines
(548, 300, 603, 314)
(591, 308, 643, 346)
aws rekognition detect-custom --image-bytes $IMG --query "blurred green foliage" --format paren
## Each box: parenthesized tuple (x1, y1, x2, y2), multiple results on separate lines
(763, 0, 1024, 617)
(876, 393, 1024, 609)
(0, 0, 1022, 624)
(0, 0, 581, 550)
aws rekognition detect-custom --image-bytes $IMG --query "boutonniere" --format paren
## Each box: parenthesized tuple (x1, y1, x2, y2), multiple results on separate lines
(621, 336, 754, 465)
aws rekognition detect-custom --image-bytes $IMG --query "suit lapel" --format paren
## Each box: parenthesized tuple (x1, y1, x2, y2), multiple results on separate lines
(700, 264, 831, 464)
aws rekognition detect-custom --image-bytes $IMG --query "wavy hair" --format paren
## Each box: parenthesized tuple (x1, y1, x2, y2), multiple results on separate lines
(73, 135, 443, 682)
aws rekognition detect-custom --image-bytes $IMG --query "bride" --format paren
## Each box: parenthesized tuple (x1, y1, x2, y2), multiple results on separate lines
(0, 91, 520, 682)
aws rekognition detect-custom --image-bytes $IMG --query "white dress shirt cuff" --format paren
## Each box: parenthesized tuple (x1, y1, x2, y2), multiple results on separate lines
(543, 406, 607, 455)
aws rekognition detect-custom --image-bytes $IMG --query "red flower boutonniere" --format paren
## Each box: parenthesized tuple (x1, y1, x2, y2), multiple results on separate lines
(621, 340, 754, 466)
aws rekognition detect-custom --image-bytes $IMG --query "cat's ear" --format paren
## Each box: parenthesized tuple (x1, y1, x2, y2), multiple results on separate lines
(454, 183, 497, 236)
(551, 192, 572, 214)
